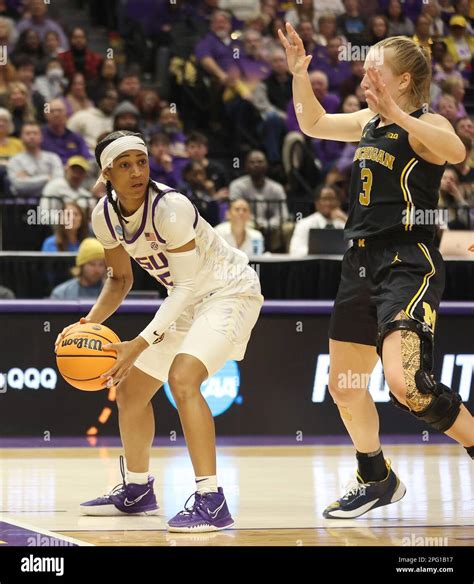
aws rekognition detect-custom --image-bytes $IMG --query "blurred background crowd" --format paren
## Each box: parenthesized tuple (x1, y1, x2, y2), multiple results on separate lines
(0, 0, 473, 299)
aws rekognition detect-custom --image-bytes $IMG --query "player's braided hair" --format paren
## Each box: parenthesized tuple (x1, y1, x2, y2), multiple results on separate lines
(95, 130, 161, 223)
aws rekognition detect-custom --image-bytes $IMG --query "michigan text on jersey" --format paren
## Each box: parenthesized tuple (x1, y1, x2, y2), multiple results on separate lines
(353, 147, 395, 170)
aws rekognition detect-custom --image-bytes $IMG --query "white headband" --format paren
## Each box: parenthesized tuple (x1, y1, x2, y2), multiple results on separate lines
(97, 135, 148, 184)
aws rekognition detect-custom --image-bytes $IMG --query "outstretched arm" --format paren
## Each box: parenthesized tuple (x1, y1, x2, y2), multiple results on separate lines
(278, 22, 374, 142)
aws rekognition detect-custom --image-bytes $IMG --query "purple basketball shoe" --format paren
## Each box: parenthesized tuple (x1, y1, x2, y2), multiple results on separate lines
(80, 456, 159, 516)
(167, 488, 234, 532)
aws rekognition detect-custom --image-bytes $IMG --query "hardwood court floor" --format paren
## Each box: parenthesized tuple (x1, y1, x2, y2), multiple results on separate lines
(0, 445, 472, 546)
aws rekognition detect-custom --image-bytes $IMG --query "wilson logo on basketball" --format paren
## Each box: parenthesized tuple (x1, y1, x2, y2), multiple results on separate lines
(61, 337, 103, 351)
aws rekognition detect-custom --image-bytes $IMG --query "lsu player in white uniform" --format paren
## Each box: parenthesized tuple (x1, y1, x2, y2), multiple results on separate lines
(55, 131, 263, 532)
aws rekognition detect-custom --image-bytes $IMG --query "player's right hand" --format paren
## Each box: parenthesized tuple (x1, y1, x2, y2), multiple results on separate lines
(54, 317, 91, 354)
(278, 22, 312, 76)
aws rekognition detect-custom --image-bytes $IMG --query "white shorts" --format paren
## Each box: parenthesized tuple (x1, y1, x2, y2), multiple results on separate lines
(133, 293, 264, 382)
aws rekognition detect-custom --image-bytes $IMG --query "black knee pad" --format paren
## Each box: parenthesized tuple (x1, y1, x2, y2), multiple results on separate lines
(379, 319, 461, 432)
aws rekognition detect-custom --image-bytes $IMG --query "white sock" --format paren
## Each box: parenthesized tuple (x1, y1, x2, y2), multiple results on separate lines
(126, 470, 149, 485)
(195, 475, 218, 494)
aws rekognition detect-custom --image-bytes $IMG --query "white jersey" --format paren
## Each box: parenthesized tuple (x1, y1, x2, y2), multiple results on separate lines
(91, 181, 261, 301)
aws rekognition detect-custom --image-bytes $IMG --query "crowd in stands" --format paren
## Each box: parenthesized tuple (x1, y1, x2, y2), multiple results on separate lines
(0, 0, 473, 299)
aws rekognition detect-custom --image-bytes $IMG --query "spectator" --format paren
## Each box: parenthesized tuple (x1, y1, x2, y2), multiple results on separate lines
(88, 58, 119, 103)
(16, 0, 69, 49)
(0, 61, 16, 107)
(33, 57, 67, 102)
(41, 155, 92, 211)
(386, 0, 415, 37)
(7, 121, 63, 196)
(285, 0, 345, 31)
(185, 131, 228, 191)
(315, 36, 352, 92)
(289, 185, 347, 257)
(229, 149, 292, 250)
(62, 72, 94, 117)
(137, 89, 161, 143)
(0, 107, 23, 165)
(365, 15, 390, 46)
(42, 201, 89, 252)
(239, 28, 271, 85)
(50, 237, 106, 300)
(315, 13, 339, 47)
(454, 116, 474, 169)
(179, 160, 221, 226)
(339, 59, 365, 99)
(413, 14, 434, 51)
(113, 100, 140, 132)
(421, 0, 446, 38)
(295, 19, 321, 62)
(286, 70, 340, 133)
(214, 197, 265, 256)
(261, 48, 292, 114)
(13, 56, 46, 121)
(59, 27, 102, 81)
(452, 134, 474, 190)
(6, 81, 37, 137)
(439, 166, 470, 228)
(436, 92, 463, 123)
(43, 30, 64, 59)
(156, 106, 187, 158)
(41, 98, 90, 164)
(0, 0, 19, 20)
(443, 15, 474, 79)
(0, 285, 15, 299)
(433, 52, 464, 86)
(11, 28, 45, 72)
(337, 0, 366, 46)
(194, 10, 241, 89)
(67, 88, 117, 152)
(148, 132, 186, 188)
(0, 16, 17, 52)
(439, 75, 467, 117)
(452, 0, 473, 33)
(117, 70, 141, 105)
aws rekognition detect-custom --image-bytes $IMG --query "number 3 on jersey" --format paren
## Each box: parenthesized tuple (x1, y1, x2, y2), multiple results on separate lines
(359, 167, 373, 206)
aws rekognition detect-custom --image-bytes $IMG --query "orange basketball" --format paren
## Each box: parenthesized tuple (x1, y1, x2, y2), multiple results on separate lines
(56, 323, 121, 391)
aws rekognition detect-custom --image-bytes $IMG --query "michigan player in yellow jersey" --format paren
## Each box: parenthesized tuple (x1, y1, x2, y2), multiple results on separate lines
(280, 23, 474, 518)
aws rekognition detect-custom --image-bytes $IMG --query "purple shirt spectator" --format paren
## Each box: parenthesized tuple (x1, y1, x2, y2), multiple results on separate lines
(149, 156, 188, 188)
(122, 0, 186, 37)
(335, 143, 358, 173)
(195, 32, 241, 72)
(313, 62, 352, 93)
(311, 138, 345, 169)
(238, 55, 271, 83)
(378, 0, 424, 22)
(286, 93, 341, 133)
(41, 126, 91, 165)
(16, 17, 69, 50)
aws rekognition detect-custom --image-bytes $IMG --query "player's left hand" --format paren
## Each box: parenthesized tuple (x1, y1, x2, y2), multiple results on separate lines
(100, 337, 149, 387)
(469, 244, 474, 252)
(365, 67, 403, 122)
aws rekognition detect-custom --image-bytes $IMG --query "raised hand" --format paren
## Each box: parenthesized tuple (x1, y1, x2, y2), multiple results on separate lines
(365, 67, 403, 121)
(278, 22, 312, 76)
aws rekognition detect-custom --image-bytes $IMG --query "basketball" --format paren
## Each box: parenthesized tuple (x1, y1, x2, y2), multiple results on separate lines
(56, 323, 121, 391)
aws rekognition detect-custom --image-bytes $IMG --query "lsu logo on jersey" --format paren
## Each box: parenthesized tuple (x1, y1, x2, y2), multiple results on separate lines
(423, 302, 437, 331)
(386, 132, 399, 139)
